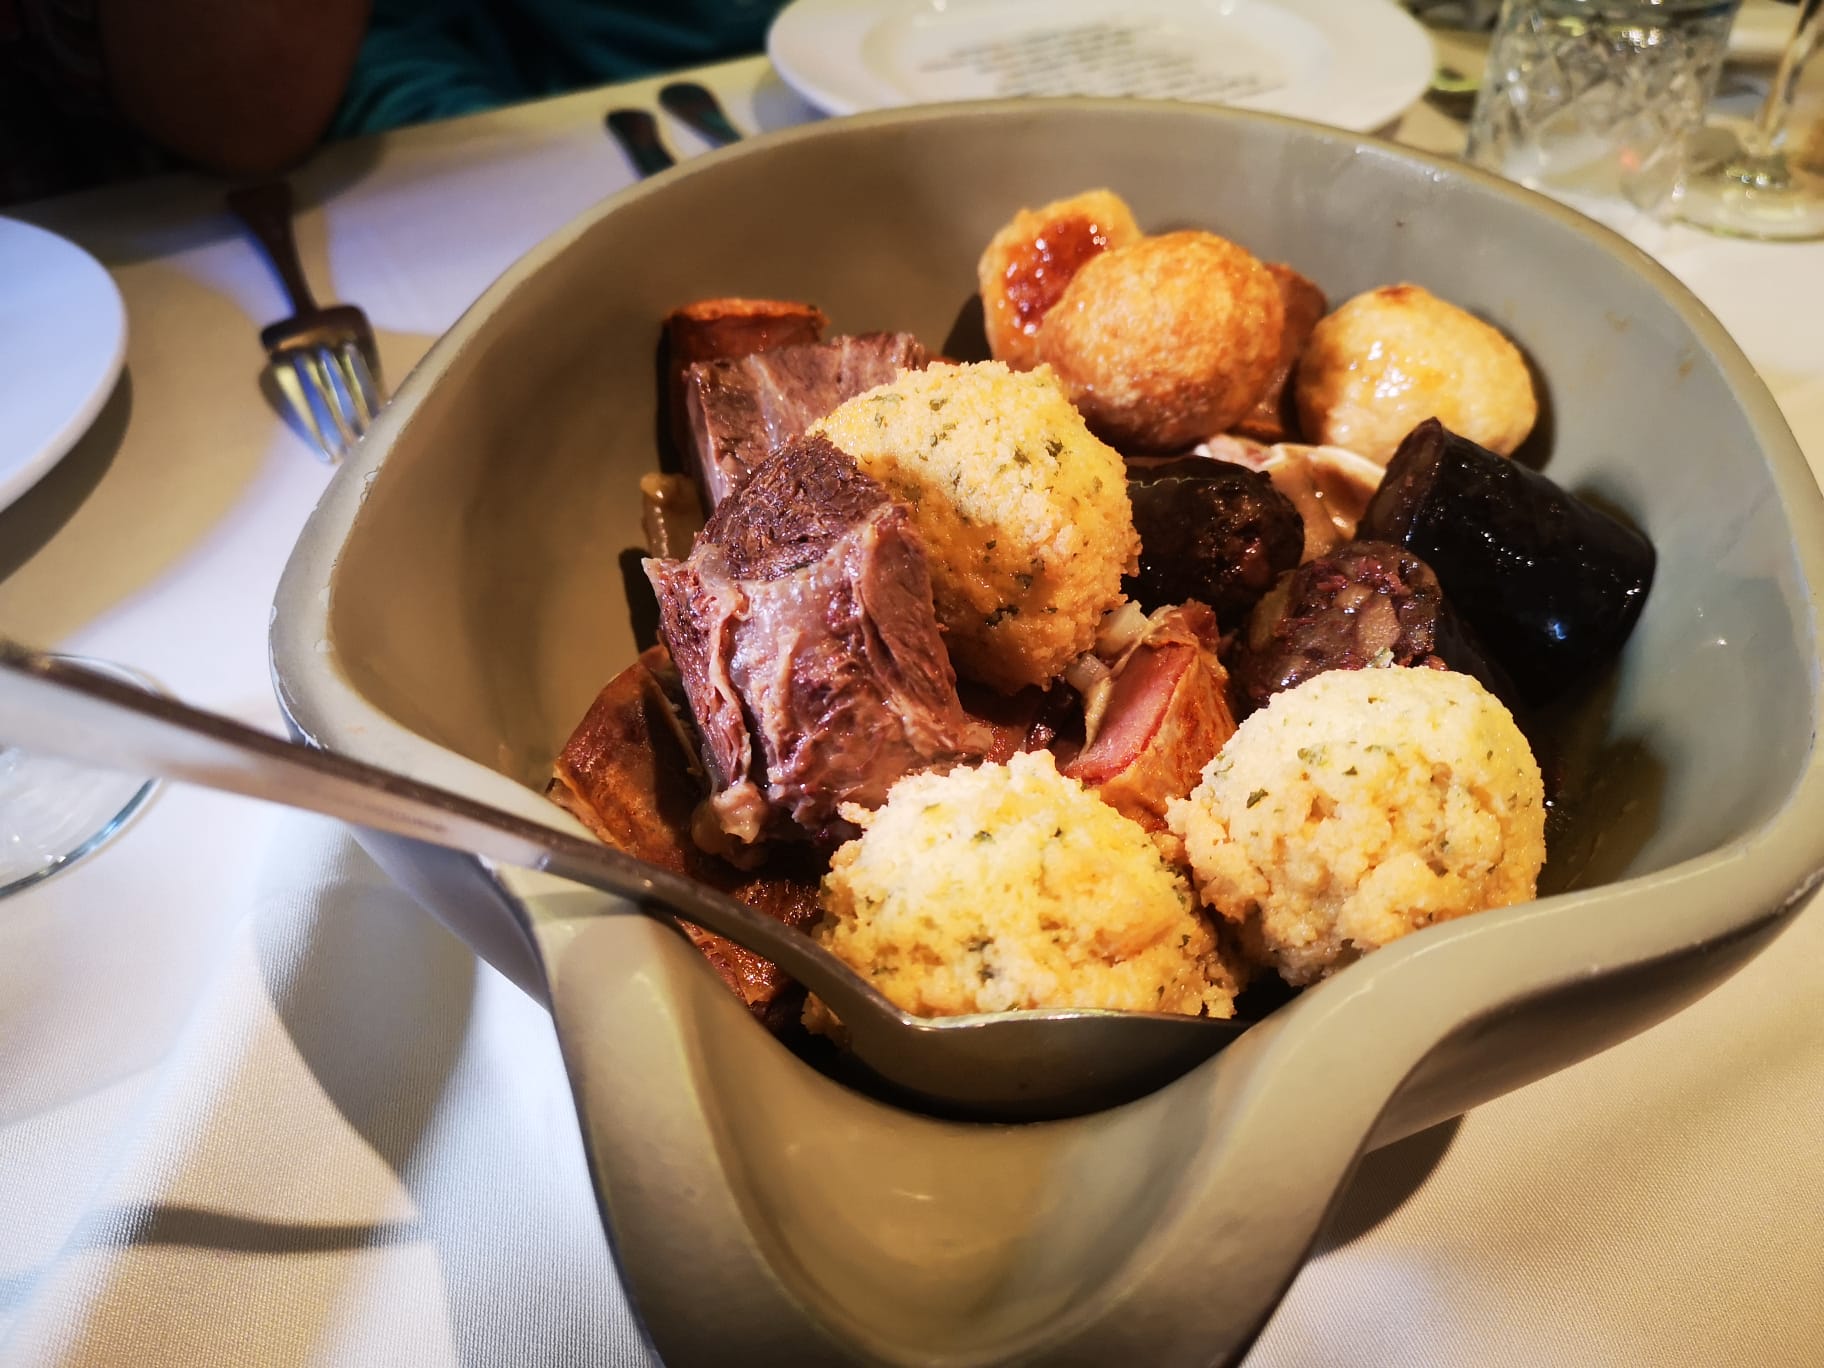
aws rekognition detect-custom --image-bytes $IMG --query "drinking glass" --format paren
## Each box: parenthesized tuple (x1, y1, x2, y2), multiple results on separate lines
(1405, 0, 1505, 26)
(1675, 0, 1824, 238)
(1466, 0, 1744, 217)
(0, 657, 157, 896)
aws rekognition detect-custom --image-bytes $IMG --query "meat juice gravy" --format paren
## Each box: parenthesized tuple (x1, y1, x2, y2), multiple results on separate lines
(1530, 662, 1663, 898)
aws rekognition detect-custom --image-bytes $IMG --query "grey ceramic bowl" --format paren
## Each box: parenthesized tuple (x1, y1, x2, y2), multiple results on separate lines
(271, 102, 1824, 1364)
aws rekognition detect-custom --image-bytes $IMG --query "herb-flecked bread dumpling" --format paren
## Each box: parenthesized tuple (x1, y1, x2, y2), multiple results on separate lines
(813, 361, 1138, 694)
(1168, 666, 1545, 986)
(808, 750, 1240, 1027)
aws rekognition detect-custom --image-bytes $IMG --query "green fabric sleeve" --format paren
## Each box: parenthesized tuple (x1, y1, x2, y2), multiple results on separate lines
(333, 0, 786, 139)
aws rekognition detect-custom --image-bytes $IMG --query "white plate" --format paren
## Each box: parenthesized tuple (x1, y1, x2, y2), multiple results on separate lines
(0, 218, 127, 513)
(767, 0, 1435, 132)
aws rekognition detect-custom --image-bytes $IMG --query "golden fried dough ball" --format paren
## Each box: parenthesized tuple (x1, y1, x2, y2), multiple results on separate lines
(1294, 283, 1538, 466)
(977, 189, 1143, 371)
(1234, 262, 1328, 443)
(1037, 231, 1286, 454)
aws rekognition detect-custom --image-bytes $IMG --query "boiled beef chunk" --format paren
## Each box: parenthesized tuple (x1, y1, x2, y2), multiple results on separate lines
(645, 432, 990, 850)
(547, 645, 822, 1029)
(1062, 602, 1238, 830)
(682, 332, 928, 507)
(663, 298, 827, 369)
(661, 298, 828, 471)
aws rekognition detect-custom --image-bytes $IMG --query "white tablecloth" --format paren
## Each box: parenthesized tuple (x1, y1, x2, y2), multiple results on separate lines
(3, 50, 1823, 1367)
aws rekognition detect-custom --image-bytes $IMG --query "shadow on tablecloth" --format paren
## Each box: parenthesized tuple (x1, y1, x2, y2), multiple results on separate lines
(254, 849, 477, 1180)
(0, 373, 130, 592)
(1317, 1116, 1464, 1256)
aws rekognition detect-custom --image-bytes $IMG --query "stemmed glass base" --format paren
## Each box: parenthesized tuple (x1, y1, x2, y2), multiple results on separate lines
(1676, 0, 1824, 241)
(1676, 123, 1824, 240)
(0, 659, 158, 897)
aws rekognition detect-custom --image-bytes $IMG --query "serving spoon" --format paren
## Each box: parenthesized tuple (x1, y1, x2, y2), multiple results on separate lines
(0, 642, 1247, 1121)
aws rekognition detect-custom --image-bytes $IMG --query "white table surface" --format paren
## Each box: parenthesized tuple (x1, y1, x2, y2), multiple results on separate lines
(3, 45, 1824, 1368)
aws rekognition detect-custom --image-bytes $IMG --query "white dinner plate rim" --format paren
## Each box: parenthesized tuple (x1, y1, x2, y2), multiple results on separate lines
(0, 217, 128, 514)
(766, 0, 1436, 133)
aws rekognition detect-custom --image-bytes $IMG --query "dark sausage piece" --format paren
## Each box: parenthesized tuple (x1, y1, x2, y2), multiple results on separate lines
(1126, 460, 1305, 625)
(1358, 419, 1655, 704)
(1232, 540, 1516, 716)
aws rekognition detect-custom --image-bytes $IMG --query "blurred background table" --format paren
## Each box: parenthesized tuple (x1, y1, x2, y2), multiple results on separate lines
(3, 36, 1823, 1368)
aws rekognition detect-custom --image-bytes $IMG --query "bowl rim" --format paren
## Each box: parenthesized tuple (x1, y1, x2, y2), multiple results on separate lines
(270, 94, 1824, 1072)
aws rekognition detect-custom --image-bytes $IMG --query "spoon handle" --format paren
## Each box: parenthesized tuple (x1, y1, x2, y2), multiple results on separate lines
(605, 108, 676, 177)
(658, 81, 744, 147)
(0, 641, 858, 1003)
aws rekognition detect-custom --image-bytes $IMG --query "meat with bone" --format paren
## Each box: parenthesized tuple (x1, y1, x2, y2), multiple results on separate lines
(1061, 602, 1238, 830)
(682, 332, 928, 507)
(1231, 539, 1513, 715)
(645, 432, 991, 851)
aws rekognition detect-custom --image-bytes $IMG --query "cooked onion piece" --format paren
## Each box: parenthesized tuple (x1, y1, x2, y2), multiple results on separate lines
(1252, 442, 1386, 559)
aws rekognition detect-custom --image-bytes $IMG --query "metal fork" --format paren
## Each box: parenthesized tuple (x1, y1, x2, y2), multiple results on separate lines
(227, 181, 383, 463)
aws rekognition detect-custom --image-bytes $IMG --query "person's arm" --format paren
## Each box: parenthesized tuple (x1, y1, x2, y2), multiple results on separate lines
(98, 0, 373, 175)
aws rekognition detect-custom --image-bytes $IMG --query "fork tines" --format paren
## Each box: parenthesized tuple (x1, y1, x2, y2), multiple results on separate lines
(271, 333, 381, 463)
(227, 180, 386, 465)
